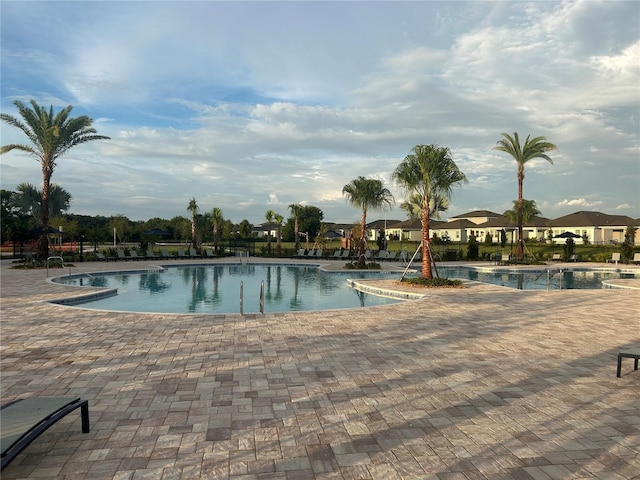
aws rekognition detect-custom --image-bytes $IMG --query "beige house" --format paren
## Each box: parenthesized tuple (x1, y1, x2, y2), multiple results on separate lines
(374, 210, 639, 246)
(548, 211, 639, 245)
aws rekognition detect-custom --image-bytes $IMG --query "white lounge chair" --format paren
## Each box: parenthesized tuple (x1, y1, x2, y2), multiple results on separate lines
(607, 252, 620, 264)
(633, 253, 640, 265)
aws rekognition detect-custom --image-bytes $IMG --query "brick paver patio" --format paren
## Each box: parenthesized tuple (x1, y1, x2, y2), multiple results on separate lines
(1, 258, 638, 479)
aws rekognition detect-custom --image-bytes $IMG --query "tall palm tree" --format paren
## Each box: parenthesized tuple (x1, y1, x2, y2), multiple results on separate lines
(392, 144, 467, 279)
(211, 207, 223, 253)
(11, 182, 72, 225)
(274, 213, 284, 255)
(1, 99, 109, 258)
(493, 132, 556, 260)
(187, 197, 199, 249)
(289, 203, 303, 250)
(264, 209, 275, 253)
(342, 176, 394, 259)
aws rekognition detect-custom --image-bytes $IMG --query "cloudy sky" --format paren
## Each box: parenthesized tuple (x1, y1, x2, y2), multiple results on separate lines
(1, 1, 638, 225)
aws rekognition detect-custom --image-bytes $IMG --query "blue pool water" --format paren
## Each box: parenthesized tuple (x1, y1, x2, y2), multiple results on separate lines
(421, 266, 638, 290)
(54, 264, 403, 314)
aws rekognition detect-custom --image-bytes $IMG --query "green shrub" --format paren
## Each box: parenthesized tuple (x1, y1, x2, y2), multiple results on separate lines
(401, 277, 462, 287)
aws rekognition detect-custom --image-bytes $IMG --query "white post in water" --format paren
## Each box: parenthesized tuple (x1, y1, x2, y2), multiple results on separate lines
(113, 228, 116, 247)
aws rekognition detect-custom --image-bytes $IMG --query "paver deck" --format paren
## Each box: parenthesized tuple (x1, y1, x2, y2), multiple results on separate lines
(1, 258, 639, 479)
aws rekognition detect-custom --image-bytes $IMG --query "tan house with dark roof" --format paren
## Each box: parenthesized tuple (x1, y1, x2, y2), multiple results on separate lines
(376, 210, 639, 246)
(549, 211, 639, 245)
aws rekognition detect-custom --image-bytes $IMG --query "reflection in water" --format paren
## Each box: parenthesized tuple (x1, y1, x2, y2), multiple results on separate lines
(138, 273, 169, 293)
(355, 289, 366, 307)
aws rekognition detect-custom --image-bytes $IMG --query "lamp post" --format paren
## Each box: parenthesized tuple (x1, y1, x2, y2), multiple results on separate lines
(79, 235, 85, 262)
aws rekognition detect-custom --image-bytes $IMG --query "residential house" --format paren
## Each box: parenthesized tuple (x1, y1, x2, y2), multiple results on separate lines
(372, 210, 639, 246)
(549, 211, 639, 245)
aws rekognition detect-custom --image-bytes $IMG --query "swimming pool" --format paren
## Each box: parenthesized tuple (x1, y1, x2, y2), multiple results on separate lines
(53, 264, 404, 314)
(425, 266, 639, 290)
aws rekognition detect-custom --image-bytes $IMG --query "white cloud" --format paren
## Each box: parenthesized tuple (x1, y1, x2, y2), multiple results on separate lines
(1, 1, 638, 223)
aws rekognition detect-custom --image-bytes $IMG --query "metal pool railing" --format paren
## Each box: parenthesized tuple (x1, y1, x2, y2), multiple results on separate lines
(240, 280, 265, 315)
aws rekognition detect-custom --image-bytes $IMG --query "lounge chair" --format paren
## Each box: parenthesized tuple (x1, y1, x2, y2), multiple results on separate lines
(1, 397, 90, 471)
(386, 251, 397, 261)
(304, 249, 316, 258)
(607, 252, 620, 264)
(127, 250, 141, 261)
(116, 249, 127, 261)
(146, 249, 159, 260)
(332, 250, 342, 259)
(95, 252, 112, 262)
(550, 253, 562, 261)
(501, 254, 511, 265)
(189, 248, 199, 258)
(177, 248, 188, 259)
(633, 253, 640, 265)
(341, 250, 351, 259)
(205, 249, 216, 258)
(568, 254, 579, 262)
(314, 249, 323, 258)
(375, 250, 387, 261)
(161, 249, 172, 259)
(364, 250, 372, 260)
(617, 351, 640, 377)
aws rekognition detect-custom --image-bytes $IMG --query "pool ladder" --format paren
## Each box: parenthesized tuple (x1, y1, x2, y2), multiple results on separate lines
(533, 269, 564, 290)
(239, 280, 265, 315)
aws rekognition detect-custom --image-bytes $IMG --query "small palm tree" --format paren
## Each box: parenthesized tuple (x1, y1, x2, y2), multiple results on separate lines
(264, 209, 275, 253)
(187, 198, 199, 250)
(274, 213, 284, 255)
(503, 199, 540, 225)
(342, 176, 394, 260)
(400, 192, 449, 221)
(211, 207, 223, 253)
(11, 182, 72, 225)
(494, 132, 557, 260)
(1, 100, 109, 258)
(392, 144, 467, 279)
(289, 203, 303, 250)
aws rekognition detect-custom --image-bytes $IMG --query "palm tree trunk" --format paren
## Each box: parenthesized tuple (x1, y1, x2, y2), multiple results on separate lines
(516, 168, 525, 260)
(359, 209, 367, 259)
(38, 168, 52, 260)
(294, 218, 299, 250)
(421, 202, 432, 279)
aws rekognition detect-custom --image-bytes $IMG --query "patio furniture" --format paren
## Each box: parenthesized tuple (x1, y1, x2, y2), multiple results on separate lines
(127, 250, 141, 260)
(617, 352, 640, 377)
(95, 252, 114, 262)
(550, 253, 562, 261)
(1, 397, 90, 470)
(607, 252, 620, 264)
(633, 253, 640, 265)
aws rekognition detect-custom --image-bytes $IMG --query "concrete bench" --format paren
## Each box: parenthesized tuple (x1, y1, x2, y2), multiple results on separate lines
(617, 352, 640, 378)
(1, 397, 89, 470)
